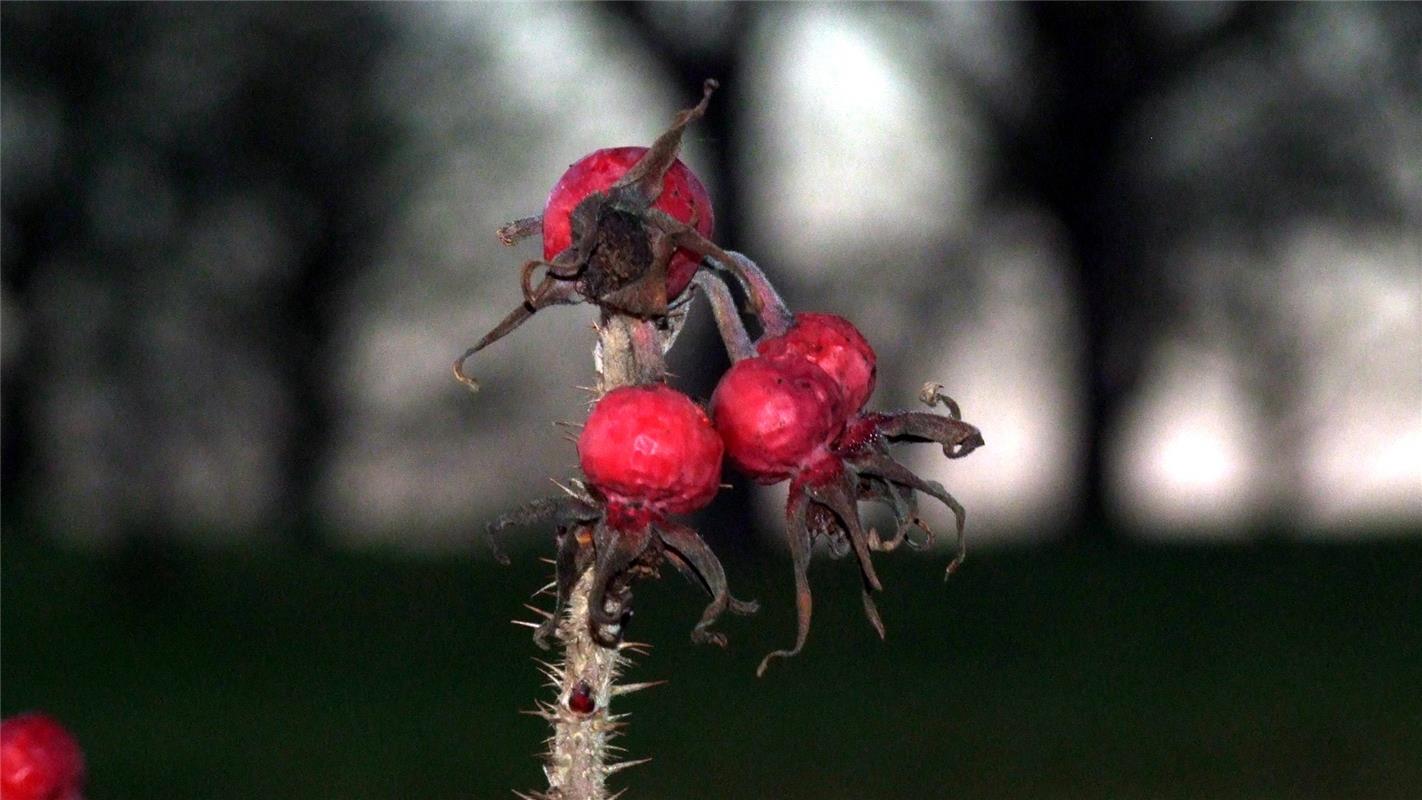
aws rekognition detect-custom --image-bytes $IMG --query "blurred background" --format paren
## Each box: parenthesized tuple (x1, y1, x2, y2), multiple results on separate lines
(3, 3, 1419, 798)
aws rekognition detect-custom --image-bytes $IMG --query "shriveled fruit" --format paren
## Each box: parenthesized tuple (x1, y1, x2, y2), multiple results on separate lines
(494, 383, 753, 649)
(711, 339, 983, 677)
(455, 81, 757, 393)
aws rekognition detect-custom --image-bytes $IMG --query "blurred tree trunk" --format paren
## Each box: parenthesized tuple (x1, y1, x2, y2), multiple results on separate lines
(258, 6, 401, 549)
(0, 5, 147, 528)
(997, 3, 1276, 543)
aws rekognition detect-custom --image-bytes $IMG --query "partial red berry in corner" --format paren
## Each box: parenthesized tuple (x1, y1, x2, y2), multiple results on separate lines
(1, 713, 85, 800)
(542, 146, 715, 299)
(578, 384, 724, 519)
(710, 354, 846, 484)
(757, 313, 877, 416)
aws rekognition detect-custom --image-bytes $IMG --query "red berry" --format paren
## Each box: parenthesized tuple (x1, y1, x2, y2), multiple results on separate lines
(710, 354, 846, 484)
(758, 313, 877, 415)
(578, 384, 724, 517)
(567, 681, 596, 715)
(543, 146, 714, 299)
(1, 713, 85, 800)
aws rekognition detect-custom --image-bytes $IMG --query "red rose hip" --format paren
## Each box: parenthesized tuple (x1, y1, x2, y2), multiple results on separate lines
(758, 313, 877, 415)
(710, 354, 846, 484)
(1, 713, 85, 800)
(543, 146, 715, 300)
(578, 384, 724, 517)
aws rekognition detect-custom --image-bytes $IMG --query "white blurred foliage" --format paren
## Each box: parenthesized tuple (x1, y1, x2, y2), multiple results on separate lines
(1113, 226, 1422, 535)
(1117, 3, 1422, 536)
(742, 5, 1074, 546)
(931, 1, 1036, 124)
(1280, 228, 1422, 529)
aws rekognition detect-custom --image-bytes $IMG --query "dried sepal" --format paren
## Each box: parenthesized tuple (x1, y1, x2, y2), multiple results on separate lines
(492, 493, 756, 651)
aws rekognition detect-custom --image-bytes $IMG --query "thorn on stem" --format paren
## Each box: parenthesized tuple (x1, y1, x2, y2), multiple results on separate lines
(611, 680, 667, 696)
(605, 757, 653, 776)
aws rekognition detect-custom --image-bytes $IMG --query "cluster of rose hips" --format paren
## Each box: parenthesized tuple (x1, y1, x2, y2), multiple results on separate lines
(1, 713, 86, 800)
(459, 81, 982, 674)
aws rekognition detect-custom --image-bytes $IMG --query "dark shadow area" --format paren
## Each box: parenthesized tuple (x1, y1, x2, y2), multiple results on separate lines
(4, 533, 1421, 799)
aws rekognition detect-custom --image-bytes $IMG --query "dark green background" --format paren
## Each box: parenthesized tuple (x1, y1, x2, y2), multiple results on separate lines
(5, 532, 1420, 799)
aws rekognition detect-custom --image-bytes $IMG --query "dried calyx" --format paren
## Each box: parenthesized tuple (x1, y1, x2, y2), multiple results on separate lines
(454, 79, 767, 393)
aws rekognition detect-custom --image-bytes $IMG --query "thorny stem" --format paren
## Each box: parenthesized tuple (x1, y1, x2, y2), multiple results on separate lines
(538, 312, 663, 800)
(539, 569, 630, 800)
(594, 311, 668, 394)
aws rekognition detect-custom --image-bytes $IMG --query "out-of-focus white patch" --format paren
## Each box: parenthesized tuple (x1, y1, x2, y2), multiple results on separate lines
(930, 2, 1035, 122)
(900, 213, 1080, 544)
(745, 5, 982, 279)
(1304, 414, 1422, 530)
(1281, 228, 1422, 530)
(1113, 344, 1264, 536)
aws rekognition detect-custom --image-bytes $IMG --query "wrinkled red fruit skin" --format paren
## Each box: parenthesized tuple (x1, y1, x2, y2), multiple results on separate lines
(1, 713, 85, 800)
(543, 146, 715, 299)
(711, 354, 846, 484)
(758, 313, 877, 416)
(579, 384, 724, 517)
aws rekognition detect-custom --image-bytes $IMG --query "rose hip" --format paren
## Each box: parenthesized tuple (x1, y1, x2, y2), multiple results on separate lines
(578, 384, 724, 518)
(1, 713, 85, 800)
(710, 354, 845, 484)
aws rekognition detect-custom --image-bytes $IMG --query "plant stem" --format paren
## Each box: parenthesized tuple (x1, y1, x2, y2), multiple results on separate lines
(594, 311, 669, 392)
(541, 569, 629, 800)
(539, 309, 665, 800)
